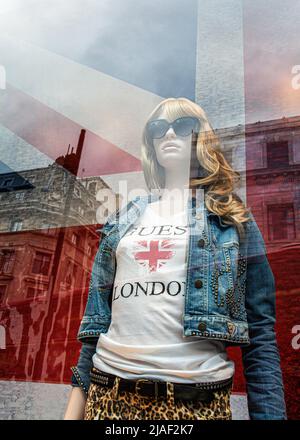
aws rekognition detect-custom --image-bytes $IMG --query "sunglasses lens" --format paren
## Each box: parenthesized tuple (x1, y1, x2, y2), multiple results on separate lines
(147, 117, 200, 139)
(174, 117, 200, 136)
(147, 120, 169, 139)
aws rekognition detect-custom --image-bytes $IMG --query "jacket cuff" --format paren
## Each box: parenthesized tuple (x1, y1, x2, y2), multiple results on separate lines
(71, 371, 80, 387)
(70, 366, 89, 396)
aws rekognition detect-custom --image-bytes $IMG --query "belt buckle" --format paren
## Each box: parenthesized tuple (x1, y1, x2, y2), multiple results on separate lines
(135, 379, 159, 399)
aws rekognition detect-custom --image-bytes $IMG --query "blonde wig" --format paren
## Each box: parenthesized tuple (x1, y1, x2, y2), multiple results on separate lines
(141, 97, 251, 238)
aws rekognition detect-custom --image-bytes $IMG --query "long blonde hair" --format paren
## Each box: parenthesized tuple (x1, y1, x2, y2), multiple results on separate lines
(141, 97, 251, 237)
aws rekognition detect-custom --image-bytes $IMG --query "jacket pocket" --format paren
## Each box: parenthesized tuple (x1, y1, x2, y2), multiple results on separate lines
(210, 242, 231, 309)
(222, 241, 239, 286)
(225, 247, 247, 321)
(210, 240, 241, 313)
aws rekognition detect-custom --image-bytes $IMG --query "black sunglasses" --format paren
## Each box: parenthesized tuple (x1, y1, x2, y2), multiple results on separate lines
(146, 116, 200, 139)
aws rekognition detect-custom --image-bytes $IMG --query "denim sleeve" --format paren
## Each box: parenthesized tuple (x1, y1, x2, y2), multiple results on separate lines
(70, 341, 97, 396)
(241, 219, 287, 420)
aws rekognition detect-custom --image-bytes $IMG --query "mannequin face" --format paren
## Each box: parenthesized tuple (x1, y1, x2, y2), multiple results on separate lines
(152, 113, 193, 171)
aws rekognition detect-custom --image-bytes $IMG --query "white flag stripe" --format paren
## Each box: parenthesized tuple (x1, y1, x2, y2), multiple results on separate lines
(0, 33, 162, 161)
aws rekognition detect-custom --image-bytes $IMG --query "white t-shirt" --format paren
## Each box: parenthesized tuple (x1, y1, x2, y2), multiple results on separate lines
(93, 200, 235, 383)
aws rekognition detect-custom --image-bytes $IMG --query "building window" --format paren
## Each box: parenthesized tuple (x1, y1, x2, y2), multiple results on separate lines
(78, 206, 85, 216)
(1, 178, 14, 187)
(74, 187, 81, 198)
(71, 233, 79, 246)
(267, 204, 296, 241)
(0, 285, 7, 304)
(0, 250, 15, 274)
(10, 220, 23, 232)
(87, 245, 92, 256)
(15, 192, 25, 200)
(41, 223, 57, 236)
(266, 141, 289, 169)
(27, 175, 36, 183)
(26, 287, 47, 300)
(65, 262, 78, 290)
(88, 182, 96, 194)
(32, 252, 51, 276)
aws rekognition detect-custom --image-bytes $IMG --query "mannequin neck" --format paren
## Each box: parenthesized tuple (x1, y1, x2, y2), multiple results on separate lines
(161, 161, 190, 198)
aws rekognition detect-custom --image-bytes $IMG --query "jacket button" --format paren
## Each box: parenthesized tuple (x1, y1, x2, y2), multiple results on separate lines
(194, 279, 203, 288)
(198, 239, 205, 248)
(198, 322, 206, 331)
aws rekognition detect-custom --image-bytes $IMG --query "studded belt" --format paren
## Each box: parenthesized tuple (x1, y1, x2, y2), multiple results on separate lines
(90, 367, 233, 402)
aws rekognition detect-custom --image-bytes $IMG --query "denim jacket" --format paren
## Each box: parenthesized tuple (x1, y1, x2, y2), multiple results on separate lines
(70, 193, 287, 420)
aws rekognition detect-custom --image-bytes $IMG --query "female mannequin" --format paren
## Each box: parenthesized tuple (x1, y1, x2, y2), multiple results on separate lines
(64, 97, 286, 420)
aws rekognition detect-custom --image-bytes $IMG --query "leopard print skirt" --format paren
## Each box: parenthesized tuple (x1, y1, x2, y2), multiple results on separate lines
(84, 375, 233, 420)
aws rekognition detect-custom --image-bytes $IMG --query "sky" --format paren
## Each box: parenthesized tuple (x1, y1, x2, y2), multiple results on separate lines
(0, 0, 198, 99)
(243, 0, 300, 123)
(0, 0, 298, 123)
